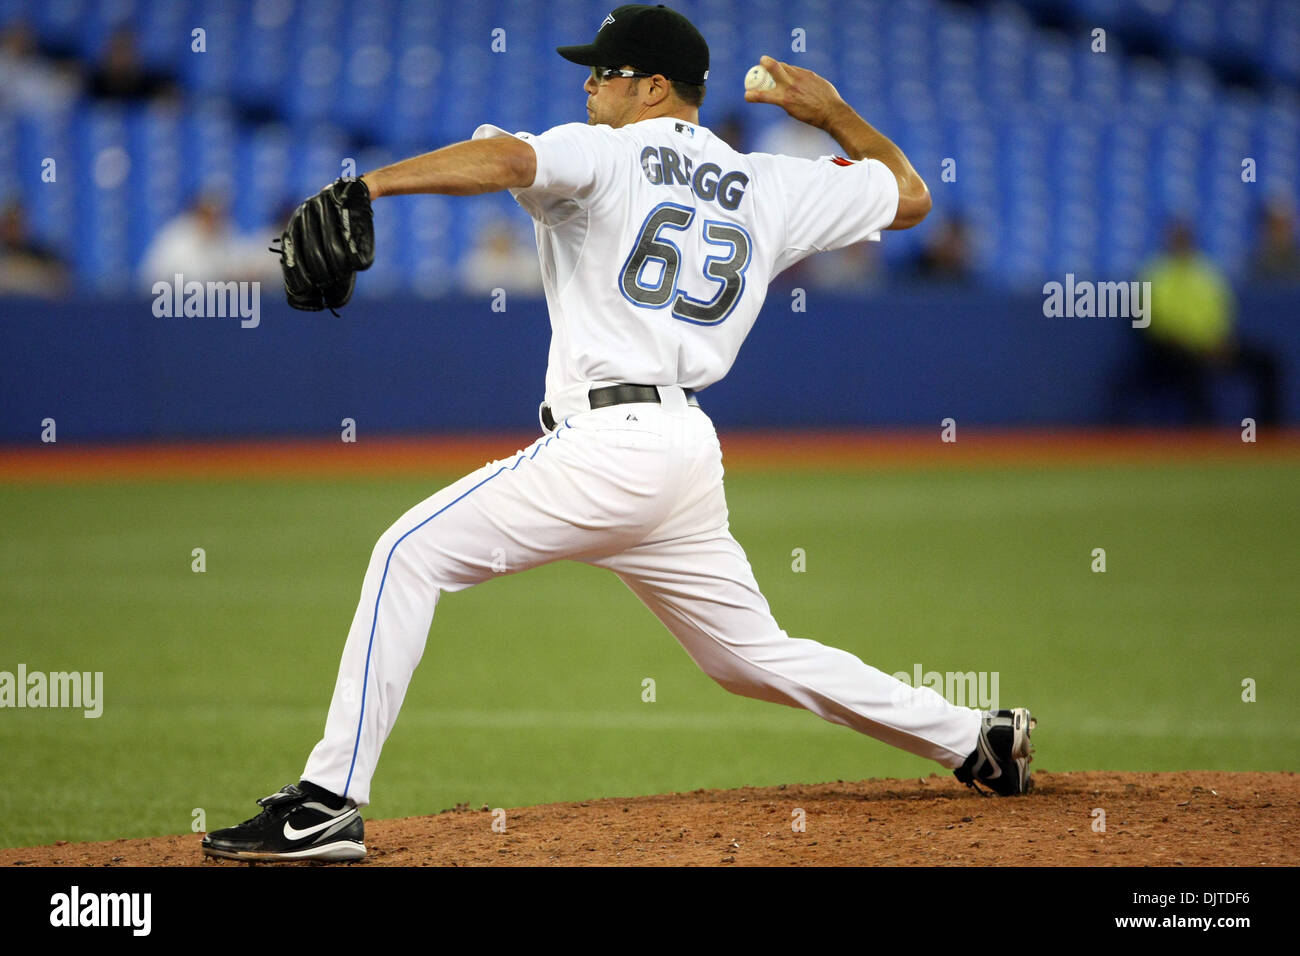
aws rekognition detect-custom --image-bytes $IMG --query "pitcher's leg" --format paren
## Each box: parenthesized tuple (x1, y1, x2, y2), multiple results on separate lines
(301, 426, 631, 806)
(300, 463, 501, 807)
(599, 531, 982, 768)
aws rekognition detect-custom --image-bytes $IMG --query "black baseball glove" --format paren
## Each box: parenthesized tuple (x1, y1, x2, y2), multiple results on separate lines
(275, 177, 375, 312)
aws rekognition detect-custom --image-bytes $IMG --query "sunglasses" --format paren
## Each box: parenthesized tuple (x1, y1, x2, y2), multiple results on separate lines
(591, 66, 653, 84)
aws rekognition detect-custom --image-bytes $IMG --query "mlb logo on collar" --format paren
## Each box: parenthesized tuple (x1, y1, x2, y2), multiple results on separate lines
(674, 122, 695, 136)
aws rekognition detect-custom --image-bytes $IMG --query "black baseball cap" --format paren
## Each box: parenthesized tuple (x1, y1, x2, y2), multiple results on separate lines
(557, 4, 709, 86)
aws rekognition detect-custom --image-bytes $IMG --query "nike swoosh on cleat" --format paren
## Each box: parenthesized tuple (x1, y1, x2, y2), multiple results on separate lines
(283, 808, 357, 841)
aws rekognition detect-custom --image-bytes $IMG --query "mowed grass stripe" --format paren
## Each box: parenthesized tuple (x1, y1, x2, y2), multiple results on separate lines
(0, 460, 1295, 846)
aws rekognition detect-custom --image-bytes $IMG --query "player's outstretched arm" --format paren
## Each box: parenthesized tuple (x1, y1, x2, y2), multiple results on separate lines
(360, 137, 537, 199)
(745, 55, 931, 230)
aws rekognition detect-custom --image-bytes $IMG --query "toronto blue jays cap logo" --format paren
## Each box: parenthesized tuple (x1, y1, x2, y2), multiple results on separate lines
(557, 4, 710, 87)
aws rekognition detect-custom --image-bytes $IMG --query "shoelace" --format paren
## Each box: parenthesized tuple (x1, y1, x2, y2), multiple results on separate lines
(233, 786, 306, 827)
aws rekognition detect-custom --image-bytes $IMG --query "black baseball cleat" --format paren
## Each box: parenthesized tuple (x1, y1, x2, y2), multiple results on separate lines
(201, 782, 365, 862)
(953, 708, 1036, 796)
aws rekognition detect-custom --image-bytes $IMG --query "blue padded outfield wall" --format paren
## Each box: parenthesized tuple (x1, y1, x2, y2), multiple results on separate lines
(2, 285, 1298, 443)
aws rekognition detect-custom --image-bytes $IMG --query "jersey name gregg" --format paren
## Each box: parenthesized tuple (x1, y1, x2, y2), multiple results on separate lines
(639, 146, 749, 211)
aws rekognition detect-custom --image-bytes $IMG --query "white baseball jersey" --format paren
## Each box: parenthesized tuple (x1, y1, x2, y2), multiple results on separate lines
(473, 117, 899, 402)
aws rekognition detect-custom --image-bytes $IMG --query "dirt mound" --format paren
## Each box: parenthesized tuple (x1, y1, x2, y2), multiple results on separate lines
(3, 772, 1295, 867)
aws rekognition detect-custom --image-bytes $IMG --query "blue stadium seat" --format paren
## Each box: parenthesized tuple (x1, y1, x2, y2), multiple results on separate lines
(135, 0, 190, 74)
(1266, 0, 1300, 82)
(16, 109, 77, 254)
(130, 103, 184, 250)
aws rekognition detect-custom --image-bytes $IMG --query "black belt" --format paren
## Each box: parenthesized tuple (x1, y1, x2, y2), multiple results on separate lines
(541, 384, 698, 432)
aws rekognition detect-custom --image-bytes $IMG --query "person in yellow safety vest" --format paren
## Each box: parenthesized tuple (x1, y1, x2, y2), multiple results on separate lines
(1137, 221, 1280, 425)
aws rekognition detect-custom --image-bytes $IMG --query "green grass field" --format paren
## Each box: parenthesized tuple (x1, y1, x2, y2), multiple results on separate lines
(1, 460, 1297, 849)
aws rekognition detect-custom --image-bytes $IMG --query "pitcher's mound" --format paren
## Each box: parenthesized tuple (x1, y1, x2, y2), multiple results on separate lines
(3, 771, 1295, 867)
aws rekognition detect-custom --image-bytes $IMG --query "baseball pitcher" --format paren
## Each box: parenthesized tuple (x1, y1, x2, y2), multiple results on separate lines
(205, 3, 1033, 863)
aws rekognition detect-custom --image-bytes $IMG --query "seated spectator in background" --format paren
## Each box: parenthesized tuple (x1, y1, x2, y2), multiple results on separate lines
(1251, 199, 1300, 283)
(1134, 220, 1280, 425)
(0, 20, 81, 115)
(0, 199, 70, 297)
(237, 198, 301, 284)
(139, 193, 270, 288)
(88, 26, 177, 102)
(460, 221, 543, 296)
(912, 215, 974, 281)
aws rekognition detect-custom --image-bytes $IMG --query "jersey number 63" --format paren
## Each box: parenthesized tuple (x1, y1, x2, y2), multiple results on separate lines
(619, 202, 753, 326)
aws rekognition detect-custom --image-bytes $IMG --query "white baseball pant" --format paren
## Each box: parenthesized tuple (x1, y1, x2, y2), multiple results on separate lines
(302, 385, 982, 806)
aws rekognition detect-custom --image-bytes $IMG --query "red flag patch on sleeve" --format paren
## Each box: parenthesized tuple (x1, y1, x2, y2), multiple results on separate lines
(830, 156, 855, 166)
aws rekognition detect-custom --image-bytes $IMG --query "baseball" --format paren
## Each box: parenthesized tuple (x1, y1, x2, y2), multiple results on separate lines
(745, 64, 775, 92)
